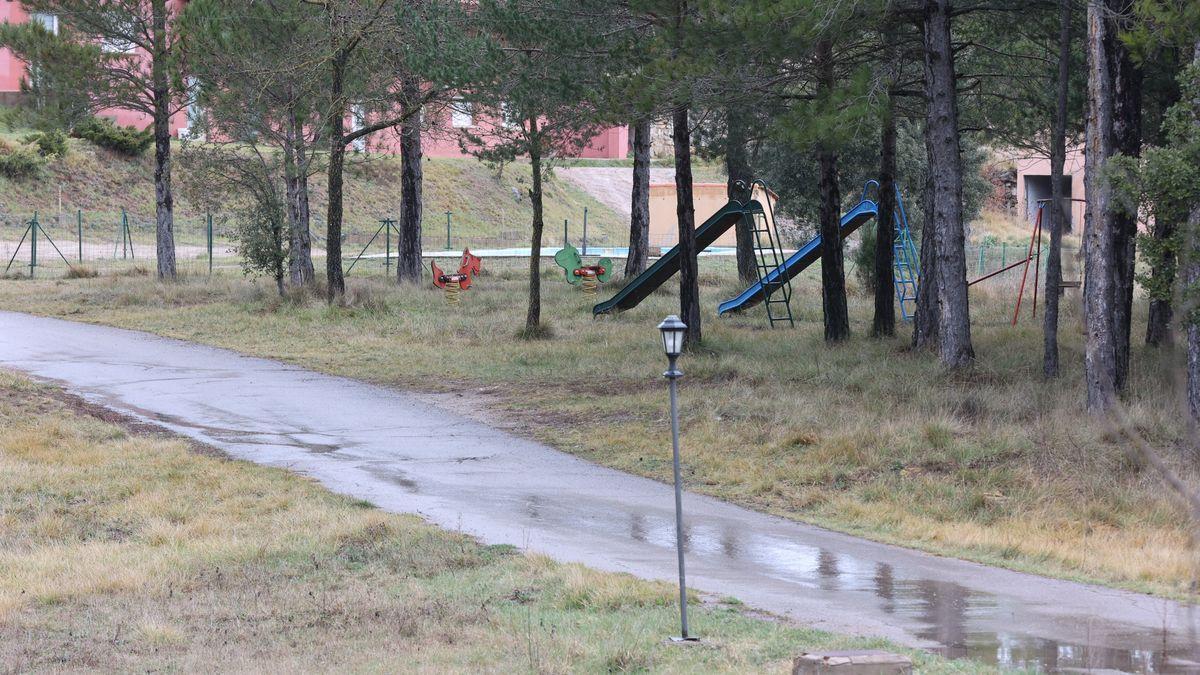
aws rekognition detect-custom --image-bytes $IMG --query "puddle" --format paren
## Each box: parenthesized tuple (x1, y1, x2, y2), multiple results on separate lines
(523, 493, 1199, 672)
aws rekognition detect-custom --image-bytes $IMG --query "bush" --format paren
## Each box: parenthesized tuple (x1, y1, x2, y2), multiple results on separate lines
(854, 223, 877, 294)
(64, 265, 99, 279)
(0, 139, 47, 179)
(72, 117, 153, 156)
(23, 129, 68, 158)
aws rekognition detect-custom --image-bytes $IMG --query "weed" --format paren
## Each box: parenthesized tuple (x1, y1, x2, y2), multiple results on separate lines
(64, 265, 99, 279)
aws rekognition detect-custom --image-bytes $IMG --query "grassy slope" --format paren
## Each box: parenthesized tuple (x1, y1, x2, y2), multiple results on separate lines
(0, 260, 1193, 603)
(0, 137, 628, 249)
(0, 371, 981, 672)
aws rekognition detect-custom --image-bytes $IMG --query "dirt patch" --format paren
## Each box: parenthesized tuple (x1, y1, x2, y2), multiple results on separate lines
(1, 371, 230, 461)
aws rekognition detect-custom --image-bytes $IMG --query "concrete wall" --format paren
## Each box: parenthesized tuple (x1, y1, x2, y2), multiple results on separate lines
(648, 182, 778, 250)
(1011, 146, 1087, 227)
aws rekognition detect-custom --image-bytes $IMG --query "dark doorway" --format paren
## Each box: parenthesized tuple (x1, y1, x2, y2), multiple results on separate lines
(1023, 175, 1073, 232)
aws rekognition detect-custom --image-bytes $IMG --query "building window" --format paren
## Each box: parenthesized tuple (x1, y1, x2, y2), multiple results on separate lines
(30, 12, 58, 35)
(500, 102, 519, 128)
(179, 76, 205, 141)
(450, 98, 473, 129)
(351, 104, 367, 151)
(102, 37, 135, 53)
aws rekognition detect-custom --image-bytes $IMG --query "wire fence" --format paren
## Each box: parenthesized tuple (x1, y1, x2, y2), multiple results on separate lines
(1, 205, 1081, 295)
(0, 207, 630, 279)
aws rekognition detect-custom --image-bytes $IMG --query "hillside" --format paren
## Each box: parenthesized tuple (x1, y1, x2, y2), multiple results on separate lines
(0, 135, 628, 261)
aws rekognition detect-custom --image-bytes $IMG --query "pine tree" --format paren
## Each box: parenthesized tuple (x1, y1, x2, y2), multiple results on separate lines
(456, 0, 609, 335)
(4, 0, 185, 279)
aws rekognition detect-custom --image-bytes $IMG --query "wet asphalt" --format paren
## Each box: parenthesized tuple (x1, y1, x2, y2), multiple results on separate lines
(1, 310, 1196, 672)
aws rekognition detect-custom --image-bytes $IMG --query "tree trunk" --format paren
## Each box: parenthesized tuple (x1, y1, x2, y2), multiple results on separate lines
(1187, 207, 1200, 423)
(626, 118, 651, 277)
(151, 0, 175, 281)
(726, 108, 756, 284)
(913, 140, 940, 349)
(816, 39, 849, 343)
(526, 116, 544, 332)
(873, 96, 897, 338)
(922, 0, 973, 368)
(397, 75, 423, 285)
(913, 125, 939, 349)
(673, 104, 701, 347)
(1110, 8, 1143, 392)
(284, 110, 314, 286)
(1146, 212, 1177, 346)
(1083, 0, 1118, 412)
(325, 52, 348, 302)
(1044, 0, 1071, 378)
(1186, 40, 1200, 424)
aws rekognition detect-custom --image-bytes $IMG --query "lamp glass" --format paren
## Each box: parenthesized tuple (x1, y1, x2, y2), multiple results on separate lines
(657, 315, 686, 357)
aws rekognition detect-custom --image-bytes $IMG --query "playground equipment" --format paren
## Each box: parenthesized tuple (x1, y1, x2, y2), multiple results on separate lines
(592, 200, 752, 316)
(718, 180, 918, 322)
(999, 197, 1085, 325)
(554, 243, 613, 294)
(592, 179, 918, 326)
(431, 248, 482, 304)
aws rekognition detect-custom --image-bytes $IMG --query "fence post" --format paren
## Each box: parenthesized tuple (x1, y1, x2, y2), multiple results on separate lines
(563, 219, 568, 247)
(977, 243, 985, 275)
(30, 212, 38, 278)
(77, 209, 82, 262)
(445, 211, 452, 250)
(385, 218, 392, 273)
(1001, 242, 1006, 268)
(582, 207, 588, 256)
(207, 213, 213, 275)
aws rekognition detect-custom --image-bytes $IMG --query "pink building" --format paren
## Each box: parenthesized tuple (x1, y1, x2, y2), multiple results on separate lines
(0, 1, 189, 132)
(0, 3, 628, 159)
(1007, 146, 1087, 228)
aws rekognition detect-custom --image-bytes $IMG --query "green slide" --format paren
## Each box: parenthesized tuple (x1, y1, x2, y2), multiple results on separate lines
(592, 200, 759, 315)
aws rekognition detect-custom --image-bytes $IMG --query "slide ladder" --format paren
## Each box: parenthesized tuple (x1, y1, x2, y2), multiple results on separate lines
(891, 185, 919, 321)
(746, 181, 794, 327)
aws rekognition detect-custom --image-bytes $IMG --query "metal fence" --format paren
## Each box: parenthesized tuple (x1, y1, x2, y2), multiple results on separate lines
(2, 205, 1080, 292)
(1, 209, 225, 278)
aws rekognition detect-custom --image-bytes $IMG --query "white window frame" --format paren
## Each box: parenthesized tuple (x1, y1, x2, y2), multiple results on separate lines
(178, 76, 205, 141)
(500, 102, 520, 129)
(30, 13, 59, 35)
(350, 104, 367, 151)
(450, 98, 473, 129)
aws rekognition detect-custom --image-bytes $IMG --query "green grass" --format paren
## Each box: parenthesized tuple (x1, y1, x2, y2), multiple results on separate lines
(0, 258, 1194, 603)
(0, 370, 984, 673)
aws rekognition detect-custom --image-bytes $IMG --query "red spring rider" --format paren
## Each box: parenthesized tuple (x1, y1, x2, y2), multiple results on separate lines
(432, 248, 482, 304)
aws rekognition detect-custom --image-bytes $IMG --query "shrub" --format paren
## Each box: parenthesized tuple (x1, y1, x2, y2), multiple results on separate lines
(64, 265, 99, 279)
(23, 129, 68, 158)
(72, 117, 153, 156)
(854, 223, 877, 294)
(0, 139, 47, 179)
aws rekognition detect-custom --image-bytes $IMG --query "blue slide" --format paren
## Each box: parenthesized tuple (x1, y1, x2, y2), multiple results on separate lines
(717, 197, 879, 315)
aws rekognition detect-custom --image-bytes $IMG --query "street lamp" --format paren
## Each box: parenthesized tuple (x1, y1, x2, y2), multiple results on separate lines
(657, 315, 696, 642)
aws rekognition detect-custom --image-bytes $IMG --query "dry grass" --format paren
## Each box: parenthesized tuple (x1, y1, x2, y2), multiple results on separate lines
(0, 255, 1194, 601)
(0, 371, 981, 673)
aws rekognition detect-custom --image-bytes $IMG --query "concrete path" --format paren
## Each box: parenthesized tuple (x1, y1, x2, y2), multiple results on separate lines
(1, 311, 1196, 672)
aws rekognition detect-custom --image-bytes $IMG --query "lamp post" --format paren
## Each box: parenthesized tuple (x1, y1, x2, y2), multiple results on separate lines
(657, 314, 696, 642)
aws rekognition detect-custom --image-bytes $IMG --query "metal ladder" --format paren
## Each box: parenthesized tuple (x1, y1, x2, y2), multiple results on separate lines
(745, 180, 794, 328)
(891, 184, 919, 321)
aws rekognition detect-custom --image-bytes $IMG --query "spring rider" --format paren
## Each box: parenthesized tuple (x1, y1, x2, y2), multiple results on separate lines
(432, 248, 482, 304)
(554, 243, 612, 294)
